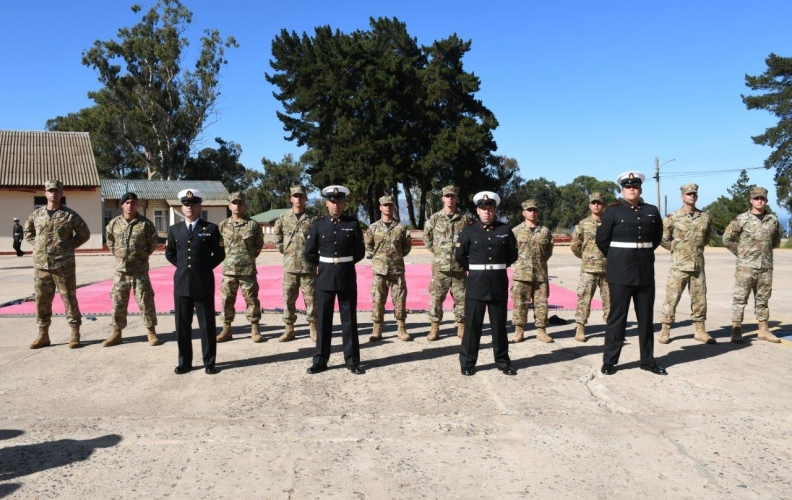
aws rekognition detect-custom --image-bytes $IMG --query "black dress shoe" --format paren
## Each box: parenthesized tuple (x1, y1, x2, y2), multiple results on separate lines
(461, 368, 476, 376)
(205, 366, 218, 375)
(306, 365, 327, 374)
(501, 367, 517, 376)
(640, 363, 668, 375)
(601, 363, 617, 375)
(174, 365, 192, 375)
(349, 365, 365, 375)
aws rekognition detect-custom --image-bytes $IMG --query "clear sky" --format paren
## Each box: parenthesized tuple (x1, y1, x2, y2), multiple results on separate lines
(2, 0, 791, 220)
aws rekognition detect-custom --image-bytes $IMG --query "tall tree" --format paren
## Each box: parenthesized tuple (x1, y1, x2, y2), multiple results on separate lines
(244, 153, 314, 215)
(702, 169, 771, 246)
(81, 0, 237, 180)
(742, 53, 792, 210)
(184, 138, 248, 193)
(555, 176, 620, 231)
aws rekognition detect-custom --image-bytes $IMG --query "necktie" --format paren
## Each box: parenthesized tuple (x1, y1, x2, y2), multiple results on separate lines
(187, 223, 193, 236)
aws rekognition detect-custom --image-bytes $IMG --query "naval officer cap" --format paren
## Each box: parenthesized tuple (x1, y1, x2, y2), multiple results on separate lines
(322, 185, 350, 200)
(178, 188, 204, 205)
(473, 191, 500, 207)
(13, 217, 19, 221)
(617, 171, 645, 187)
(750, 186, 768, 199)
(680, 183, 698, 194)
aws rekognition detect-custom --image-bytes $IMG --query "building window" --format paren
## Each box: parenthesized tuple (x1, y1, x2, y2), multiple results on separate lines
(154, 210, 166, 232)
(104, 210, 113, 228)
(34, 196, 66, 209)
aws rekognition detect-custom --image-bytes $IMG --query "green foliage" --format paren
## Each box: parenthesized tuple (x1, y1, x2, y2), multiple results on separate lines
(702, 169, 771, 246)
(555, 176, 620, 231)
(244, 154, 314, 216)
(184, 138, 247, 193)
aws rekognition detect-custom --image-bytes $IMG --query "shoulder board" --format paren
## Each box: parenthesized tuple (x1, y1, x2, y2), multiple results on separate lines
(610, 201, 620, 206)
(315, 216, 326, 221)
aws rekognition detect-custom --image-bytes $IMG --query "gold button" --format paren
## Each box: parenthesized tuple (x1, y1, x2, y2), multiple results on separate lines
(188, 265, 191, 268)
(488, 257, 492, 260)
(188, 256, 191, 260)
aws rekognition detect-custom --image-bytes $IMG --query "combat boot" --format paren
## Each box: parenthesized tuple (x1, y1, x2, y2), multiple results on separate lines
(757, 320, 781, 343)
(216, 323, 233, 342)
(279, 324, 295, 342)
(250, 323, 265, 343)
(68, 325, 81, 349)
(147, 328, 162, 346)
(658, 323, 671, 344)
(574, 323, 586, 343)
(370, 322, 383, 342)
(536, 327, 553, 343)
(102, 326, 123, 347)
(456, 322, 465, 339)
(309, 321, 317, 342)
(510, 325, 525, 343)
(397, 320, 412, 341)
(30, 326, 51, 349)
(694, 321, 716, 344)
(427, 322, 440, 341)
(731, 322, 744, 344)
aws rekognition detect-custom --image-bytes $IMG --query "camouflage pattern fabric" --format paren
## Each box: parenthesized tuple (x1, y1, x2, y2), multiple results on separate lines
(731, 266, 772, 322)
(24, 206, 90, 271)
(428, 270, 467, 324)
(111, 272, 157, 329)
(423, 210, 472, 273)
(661, 268, 706, 322)
(282, 272, 316, 325)
(511, 280, 548, 327)
(273, 211, 317, 274)
(371, 273, 407, 322)
(575, 271, 610, 325)
(106, 214, 158, 274)
(571, 215, 606, 273)
(221, 275, 261, 324)
(35, 266, 81, 327)
(365, 219, 412, 275)
(722, 211, 781, 269)
(219, 217, 264, 276)
(511, 223, 554, 282)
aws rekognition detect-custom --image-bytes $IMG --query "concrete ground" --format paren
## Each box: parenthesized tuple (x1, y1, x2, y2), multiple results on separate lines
(0, 247, 791, 499)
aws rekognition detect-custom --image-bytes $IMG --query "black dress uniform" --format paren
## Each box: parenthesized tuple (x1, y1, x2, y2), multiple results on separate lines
(595, 200, 663, 371)
(166, 219, 225, 372)
(454, 220, 518, 373)
(12, 221, 24, 256)
(304, 214, 365, 370)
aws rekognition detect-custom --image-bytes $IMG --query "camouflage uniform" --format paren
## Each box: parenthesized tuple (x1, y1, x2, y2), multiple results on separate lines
(511, 222, 554, 328)
(423, 208, 472, 324)
(219, 216, 264, 325)
(273, 209, 317, 325)
(571, 215, 610, 324)
(106, 213, 159, 329)
(365, 217, 412, 322)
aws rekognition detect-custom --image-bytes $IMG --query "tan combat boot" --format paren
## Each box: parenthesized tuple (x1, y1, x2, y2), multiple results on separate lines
(658, 323, 671, 344)
(250, 323, 264, 343)
(536, 327, 553, 343)
(309, 321, 317, 342)
(575, 323, 586, 343)
(370, 323, 383, 342)
(216, 323, 233, 342)
(731, 322, 744, 344)
(68, 325, 81, 349)
(456, 322, 465, 339)
(279, 324, 295, 342)
(102, 326, 123, 347)
(694, 321, 716, 344)
(30, 326, 51, 349)
(147, 328, 162, 346)
(397, 320, 412, 341)
(510, 325, 525, 343)
(757, 320, 781, 343)
(427, 322, 440, 341)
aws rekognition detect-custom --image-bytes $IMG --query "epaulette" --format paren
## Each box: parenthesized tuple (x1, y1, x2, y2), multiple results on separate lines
(610, 202, 620, 207)
(315, 215, 326, 221)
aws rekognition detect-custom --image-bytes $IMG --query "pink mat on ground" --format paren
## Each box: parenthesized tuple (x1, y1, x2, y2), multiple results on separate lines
(0, 265, 600, 315)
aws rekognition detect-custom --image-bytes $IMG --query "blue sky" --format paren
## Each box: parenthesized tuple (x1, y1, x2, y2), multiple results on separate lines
(2, 0, 791, 220)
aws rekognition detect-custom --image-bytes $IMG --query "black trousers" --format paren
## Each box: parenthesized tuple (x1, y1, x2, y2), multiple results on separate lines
(460, 297, 511, 370)
(174, 295, 217, 369)
(13, 237, 23, 256)
(313, 289, 360, 367)
(603, 283, 655, 366)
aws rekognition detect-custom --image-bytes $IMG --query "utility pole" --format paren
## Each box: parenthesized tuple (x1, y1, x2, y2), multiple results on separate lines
(654, 157, 676, 208)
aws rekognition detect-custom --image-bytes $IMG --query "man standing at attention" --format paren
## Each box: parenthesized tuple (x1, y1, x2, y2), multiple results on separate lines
(103, 192, 162, 347)
(166, 189, 225, 374)
(571, 192, 610, 343)
(216, 192, 265, 343)
(510, 199, 554, 344)
(365, 195, 413, 342)
(12, 217, 24, 256)
(722, 186, 782, 344)
(273, 186, 317, 342)
(658, 183, 714, 344)
(423, 186, 472, 341)
(25, 180, 91, 349)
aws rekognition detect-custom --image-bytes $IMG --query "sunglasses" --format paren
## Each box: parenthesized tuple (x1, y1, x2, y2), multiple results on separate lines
(752, 197, 767, 201)
(524, 208, 538, 212)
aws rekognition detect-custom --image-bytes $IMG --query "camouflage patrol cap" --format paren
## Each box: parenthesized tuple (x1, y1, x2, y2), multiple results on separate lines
(44, 180, 63, 191)
(521, 199, 538, 210)
(379, 195, 395, 205)
(750, 186, 768, 199)
(290, 186, 306, 196)
(680, 183, 698, 194)
(120, 192, 138, 203)
(441, 186, 459, 196)
(228, 192, 245, 203)
(589, 192, 604, 203)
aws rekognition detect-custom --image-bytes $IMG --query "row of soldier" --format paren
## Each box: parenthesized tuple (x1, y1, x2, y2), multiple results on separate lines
(21, 174, 781, 376)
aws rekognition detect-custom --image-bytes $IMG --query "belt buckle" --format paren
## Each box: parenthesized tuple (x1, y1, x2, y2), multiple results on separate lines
(333, 257, 340, 265)
(637, 242, 645, 249)
(485, 264, 492, 270)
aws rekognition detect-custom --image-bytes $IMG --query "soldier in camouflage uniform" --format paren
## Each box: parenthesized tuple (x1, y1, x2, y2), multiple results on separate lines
(216, 192, 265, 343)
(103, 192, 161, 347)
(24, 180, 91, 349)
(365, 195, 413, 342)
(510, 199, 555, 343)
(423, 186, 473, 340)
(722, 186, 782, 344)
(659, 183, 714, 344)
(571, 192, 610, 342)
(273, 186, 317, 342)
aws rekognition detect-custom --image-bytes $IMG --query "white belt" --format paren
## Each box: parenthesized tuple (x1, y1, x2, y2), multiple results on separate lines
(469, 264, 507, 270)
(610, 241, 650, 249)
(319, 256, 354, 264)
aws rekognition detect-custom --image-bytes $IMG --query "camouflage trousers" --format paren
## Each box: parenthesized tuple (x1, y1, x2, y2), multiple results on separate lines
(575, 271, 610, 325)
(371, 272, 407, 323)
(511, 279, 548, 327)
(34, 266, 81, 328)
(283, 271, 316, 325)
(111, 271, 157, 329)
(731, 266, 772, 323)
(221, 275, 261, 325)
(661, 267, 707, 323)
(428, 270, 466, 324)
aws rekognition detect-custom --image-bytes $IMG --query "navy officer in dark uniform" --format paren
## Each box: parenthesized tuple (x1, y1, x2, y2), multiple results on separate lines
(304, 185, 366, 375)
(595, 171, 667, 376)
(166, 188, 225, 375)
(12, 217, 24, 256)
(455, 191, 519, 376)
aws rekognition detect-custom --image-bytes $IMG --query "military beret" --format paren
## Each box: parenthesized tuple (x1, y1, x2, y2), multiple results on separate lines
(521, 199, 538, 210)
(120, 192, 138, 203)
(680, 183, 698, 194)
(750, 186, 768, 199)
(44, 180, 63, 191)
